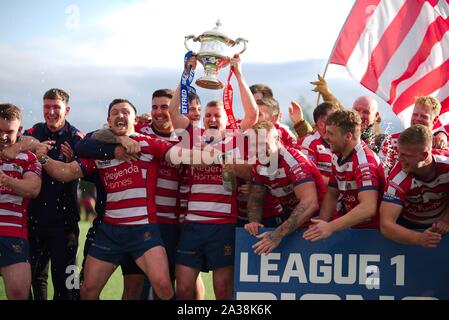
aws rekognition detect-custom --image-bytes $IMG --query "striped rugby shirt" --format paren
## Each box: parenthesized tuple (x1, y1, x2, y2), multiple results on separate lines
(77, 134, 173, 226)
(329, 141, 385, 228)
(251, 145, 326, 226)
(299, 130, 333, 178)
(135, 123, 183, 224)
(0, 151, 42, 239)
(383, 150, 449, 227)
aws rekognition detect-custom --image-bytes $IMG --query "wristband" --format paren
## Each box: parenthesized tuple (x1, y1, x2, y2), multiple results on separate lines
(39, 155, 49, 165)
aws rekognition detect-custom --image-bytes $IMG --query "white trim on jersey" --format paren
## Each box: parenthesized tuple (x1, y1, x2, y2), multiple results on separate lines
(106, 206, 148, 219)
(157, 178, 179, 191)
(188, 201, 231, 213)
(95, 158, 125, 169)
(334, 160, 353, 173)
(156, 212, 177, 219)
(301, 131, 321, 149)
(270, 185, 293, 198)
(119, 218, 150, 226)
(0, 194, 24, 206)
(411, 171, 449, 189)
(106, 188, 147, 203)
(155, 195, 177, 207)
(407, 191, 448, 204)
(0, 209, 23, 218)
(191, 184, 231, 195)
(1, 163, 24, 175)
(0, 221, 22, 228)
(337, 180, 358, 191)
(186, 214, 224, 222)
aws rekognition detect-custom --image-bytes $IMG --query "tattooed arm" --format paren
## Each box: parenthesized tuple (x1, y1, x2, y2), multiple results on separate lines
(244, 184, 267, 236)
(252, 181, 319, 255)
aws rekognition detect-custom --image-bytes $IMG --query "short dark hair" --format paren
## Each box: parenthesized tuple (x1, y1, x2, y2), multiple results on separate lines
(256, 98, 280, 118)
(152, 88, 174, 100)
(43, 88, 69, 104)
(313, 102, 340, 123)
(326, 109, 361, 138)
(0, 103, 22, 121)
(188, 87, 201, 105)
(108, 98, 137, 116)
(206, 100, 223, 108)
(250, 83, 273, 98)
(398, 124, 432, 148)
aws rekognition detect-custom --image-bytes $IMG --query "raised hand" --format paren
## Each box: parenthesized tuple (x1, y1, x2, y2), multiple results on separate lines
(36, 142, 53, 162)
(288, 101, 304, 125)
(310, 74, 334, 101)
(244, 222, 264, 236)
(60, 141, 74, 162)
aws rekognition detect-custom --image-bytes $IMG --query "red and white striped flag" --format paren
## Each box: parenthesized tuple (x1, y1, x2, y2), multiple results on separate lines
(330, 0, 449, 130)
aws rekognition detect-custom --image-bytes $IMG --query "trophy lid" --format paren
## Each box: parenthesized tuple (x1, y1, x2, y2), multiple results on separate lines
(200, 20, 234, 44)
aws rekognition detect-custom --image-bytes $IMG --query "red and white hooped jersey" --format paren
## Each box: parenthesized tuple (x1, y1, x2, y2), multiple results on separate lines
(299, 130, 333, 178)
(275, 123, 297, 147)
(329, 141, 385, 228)
(78, 134, 173, 226)
(183, 124, 242, 224)
(251, 145, 326, 226)
(0, 151, 42, 239)
(135, 123, 183, 224)
(383, 150, 449, 226)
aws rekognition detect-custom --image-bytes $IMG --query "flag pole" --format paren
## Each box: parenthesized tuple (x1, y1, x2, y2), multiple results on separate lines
(315, 59, 331, 106)
(315, 0, 357, 107)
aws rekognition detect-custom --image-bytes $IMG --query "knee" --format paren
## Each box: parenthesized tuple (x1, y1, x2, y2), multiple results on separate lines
(7, 286, 29, 300)
(152, 276, 174, 300)
(176, 280, 195, 300)
(80, 281, 100, 300)
(213, 280, 232, 300)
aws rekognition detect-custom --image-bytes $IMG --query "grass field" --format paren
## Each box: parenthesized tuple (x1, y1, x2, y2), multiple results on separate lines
(0, 221, 215, 300)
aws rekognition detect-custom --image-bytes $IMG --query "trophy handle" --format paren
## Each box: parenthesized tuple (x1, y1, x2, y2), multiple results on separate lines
(184, 35, 199, 53)
(234, 38, 248, 54)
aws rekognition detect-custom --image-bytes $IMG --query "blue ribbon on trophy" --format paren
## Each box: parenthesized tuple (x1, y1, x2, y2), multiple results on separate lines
(180, 51, 195, 115)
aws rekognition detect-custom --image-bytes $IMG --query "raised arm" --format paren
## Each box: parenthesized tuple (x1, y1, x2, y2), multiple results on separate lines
(231, 54, 258, 132)
(168, 56, 197, 130)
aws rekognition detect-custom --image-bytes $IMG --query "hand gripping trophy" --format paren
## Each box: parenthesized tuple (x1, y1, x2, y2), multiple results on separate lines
(184, 20, 248, 90)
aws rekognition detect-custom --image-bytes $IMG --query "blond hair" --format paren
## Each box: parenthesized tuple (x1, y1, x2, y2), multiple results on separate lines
(415, 96, 441, 120)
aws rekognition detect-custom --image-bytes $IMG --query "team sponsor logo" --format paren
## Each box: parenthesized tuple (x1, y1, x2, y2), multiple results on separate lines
(224, 245, 233, 256)
(11, 243, 22, 253)
(143, 231, 152, 241)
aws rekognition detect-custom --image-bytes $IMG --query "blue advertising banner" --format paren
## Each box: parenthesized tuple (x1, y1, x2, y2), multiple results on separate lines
(234, 228, 449, 300)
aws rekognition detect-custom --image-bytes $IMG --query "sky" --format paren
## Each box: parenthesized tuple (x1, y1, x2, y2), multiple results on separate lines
(0, 0, 403, 132)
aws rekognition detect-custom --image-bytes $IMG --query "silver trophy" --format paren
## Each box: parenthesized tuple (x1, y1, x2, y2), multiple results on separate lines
(184, 20, 248, 90)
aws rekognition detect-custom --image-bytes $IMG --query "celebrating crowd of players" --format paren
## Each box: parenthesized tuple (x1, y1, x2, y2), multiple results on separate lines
(1, 54, 449, 300)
